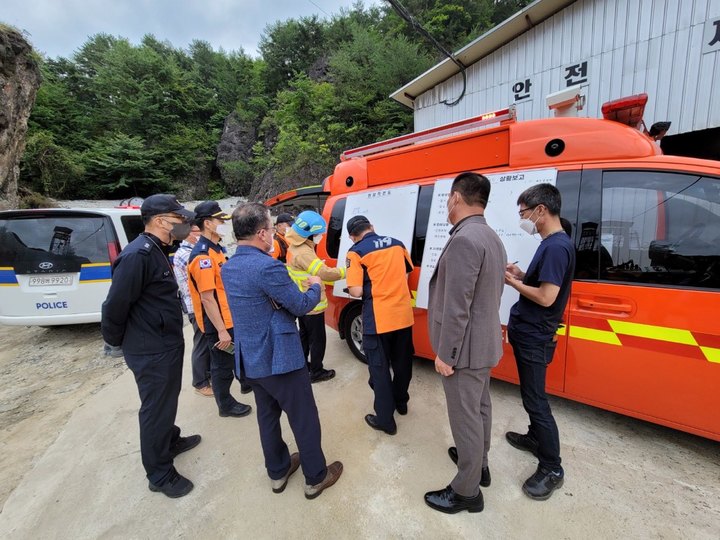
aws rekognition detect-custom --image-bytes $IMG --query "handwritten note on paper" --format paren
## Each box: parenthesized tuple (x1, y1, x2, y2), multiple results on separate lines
(415, 169, 557, 324)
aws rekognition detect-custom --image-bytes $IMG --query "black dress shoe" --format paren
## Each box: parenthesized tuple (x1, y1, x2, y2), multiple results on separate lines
(505, 431, 539, 457)
(310, 369, 336, 383)
(240, 384, 253, 395)
(522, 465, 564, 501)
(219, 403, 252, 417)
(148, 471, 194, 498)
(395, 403, 408, 415)
(447, 447, 491, 487)
(364, 414, 397, 435)
(170, 434, 201, 458)
(424, 485, 484, 514)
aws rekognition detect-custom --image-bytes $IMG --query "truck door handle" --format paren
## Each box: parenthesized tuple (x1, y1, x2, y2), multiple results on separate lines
(576, 298, 632, 313)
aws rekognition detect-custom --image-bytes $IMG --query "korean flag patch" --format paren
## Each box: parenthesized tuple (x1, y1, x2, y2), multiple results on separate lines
(199, 259, 212, 269)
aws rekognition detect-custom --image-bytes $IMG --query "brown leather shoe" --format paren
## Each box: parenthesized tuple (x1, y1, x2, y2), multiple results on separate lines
(194, 385, 213, 397)
(271, 452, 300, 493)
(304, 461, 343, 500)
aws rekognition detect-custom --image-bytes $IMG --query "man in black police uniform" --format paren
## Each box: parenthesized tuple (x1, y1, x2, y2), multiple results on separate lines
(101, 194, 201, 498)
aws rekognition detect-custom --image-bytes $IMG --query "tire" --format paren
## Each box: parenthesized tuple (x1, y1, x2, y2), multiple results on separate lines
(342, 303, 366, 363)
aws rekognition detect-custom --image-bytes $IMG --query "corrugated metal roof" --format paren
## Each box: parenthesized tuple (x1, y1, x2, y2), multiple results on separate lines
(390, 0, 578, 108)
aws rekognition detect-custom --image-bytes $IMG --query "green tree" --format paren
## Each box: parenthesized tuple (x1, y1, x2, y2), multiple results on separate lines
(82, 133, 169, 196)
(259, 16, 328, 95)
(21, 130, 85, 197)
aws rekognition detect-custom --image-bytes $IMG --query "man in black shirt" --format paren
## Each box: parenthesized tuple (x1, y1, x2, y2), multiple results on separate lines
(504, 183, 576, 501)
(102, 194, 200, 499)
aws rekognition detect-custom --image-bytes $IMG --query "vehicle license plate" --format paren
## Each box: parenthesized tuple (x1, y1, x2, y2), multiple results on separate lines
(28, 275, 74, 287)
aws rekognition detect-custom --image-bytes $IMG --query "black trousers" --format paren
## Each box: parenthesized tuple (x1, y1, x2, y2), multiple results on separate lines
(189, 313, 211, 388)
(509, 335, 562, 472)
(249, 367, 327, 485)
(364, 326, 414, 431)
(204, 327, 243, 412)
(124, 345, 184, 485)
(299, 313, 327, 375)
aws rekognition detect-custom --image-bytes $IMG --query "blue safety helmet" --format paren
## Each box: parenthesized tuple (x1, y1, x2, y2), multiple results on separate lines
(292, 210, 327, 238)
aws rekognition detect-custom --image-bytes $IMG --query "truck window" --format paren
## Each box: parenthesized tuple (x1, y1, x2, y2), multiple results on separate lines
(598, 171, 720, 289)
(411, 184, 435, 266)
(326, 198, 346, 259)
(556, 170, 581, 245)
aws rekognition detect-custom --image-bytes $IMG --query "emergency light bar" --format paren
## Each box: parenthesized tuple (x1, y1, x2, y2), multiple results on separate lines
(601, 93, 648, 128)
(341, 106, 516, 160)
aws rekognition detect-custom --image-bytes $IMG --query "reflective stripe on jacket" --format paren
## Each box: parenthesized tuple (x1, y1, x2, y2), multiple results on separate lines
(285, 228, 345, 315)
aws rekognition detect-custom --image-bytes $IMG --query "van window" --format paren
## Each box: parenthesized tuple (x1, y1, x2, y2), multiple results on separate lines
(598, 171, 720, 289)
(411, 184, 435, 265)
(326, 198, 346, 259)
(121, 215, 144, 243)
(0, 213, 113, 274)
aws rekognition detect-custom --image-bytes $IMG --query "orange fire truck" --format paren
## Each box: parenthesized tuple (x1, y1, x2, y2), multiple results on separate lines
(269, 95, 720, 441)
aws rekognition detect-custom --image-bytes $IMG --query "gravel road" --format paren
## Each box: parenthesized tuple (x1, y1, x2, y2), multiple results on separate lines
(0, 323, 123, 508)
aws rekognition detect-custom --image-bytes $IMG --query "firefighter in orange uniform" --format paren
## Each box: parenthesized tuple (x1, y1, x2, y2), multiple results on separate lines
(345, 215, 414, 436)
(187, 201, 252, 418)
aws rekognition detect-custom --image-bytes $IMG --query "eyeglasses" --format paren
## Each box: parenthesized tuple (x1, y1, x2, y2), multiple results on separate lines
(259, 226, 277, 234)
(518, 205, 538, 217)
(157, 214, 184, 224)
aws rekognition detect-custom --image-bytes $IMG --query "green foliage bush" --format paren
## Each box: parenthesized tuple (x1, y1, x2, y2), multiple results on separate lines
(18, 189, 57, 209)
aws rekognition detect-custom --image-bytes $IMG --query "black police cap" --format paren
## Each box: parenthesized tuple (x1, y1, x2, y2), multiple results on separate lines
(194, 201, 231, 220)
(276, 213, 295, 225)
(141, 194, 194, 220)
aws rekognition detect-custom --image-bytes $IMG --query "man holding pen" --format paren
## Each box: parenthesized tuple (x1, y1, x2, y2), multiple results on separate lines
(504, 183, 575, 501)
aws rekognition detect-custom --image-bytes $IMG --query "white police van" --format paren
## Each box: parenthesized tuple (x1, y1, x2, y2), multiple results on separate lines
(0, 207, 143, 325)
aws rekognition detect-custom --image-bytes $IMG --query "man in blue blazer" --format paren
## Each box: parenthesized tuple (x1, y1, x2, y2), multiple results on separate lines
(222, 202, 343, 500)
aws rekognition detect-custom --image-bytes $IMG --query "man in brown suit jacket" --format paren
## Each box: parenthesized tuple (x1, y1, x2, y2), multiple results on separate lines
(424, 172, 507, 514)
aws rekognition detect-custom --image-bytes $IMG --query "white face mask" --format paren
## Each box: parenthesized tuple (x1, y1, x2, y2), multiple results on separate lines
(519, 207, 539, 235)
(312, 234, 324, 245)
(261, 228, 274, 253)
(216, 222, 233, 238)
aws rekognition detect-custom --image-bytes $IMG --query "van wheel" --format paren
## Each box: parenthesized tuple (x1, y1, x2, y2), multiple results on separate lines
(343, 303, 366, 363)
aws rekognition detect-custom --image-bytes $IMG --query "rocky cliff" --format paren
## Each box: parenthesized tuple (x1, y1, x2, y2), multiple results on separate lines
(215, 112, 257, 196)
(0, 26, 41, 210)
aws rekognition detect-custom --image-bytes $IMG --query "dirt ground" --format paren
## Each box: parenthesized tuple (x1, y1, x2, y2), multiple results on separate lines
(1, 325, 719, 539)
(0, 323, 124, 508)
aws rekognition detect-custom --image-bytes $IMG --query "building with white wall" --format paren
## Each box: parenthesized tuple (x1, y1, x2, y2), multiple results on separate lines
(391, 0, 720, 159)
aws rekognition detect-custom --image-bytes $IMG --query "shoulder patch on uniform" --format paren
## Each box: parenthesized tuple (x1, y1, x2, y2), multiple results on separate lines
(199, 259, 212, 269)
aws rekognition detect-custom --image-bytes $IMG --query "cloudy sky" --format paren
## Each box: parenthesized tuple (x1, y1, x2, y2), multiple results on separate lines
(4, 0, 384, 59)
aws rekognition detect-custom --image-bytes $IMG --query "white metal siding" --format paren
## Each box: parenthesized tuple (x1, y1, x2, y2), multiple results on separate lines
(414, 0, 720, 134)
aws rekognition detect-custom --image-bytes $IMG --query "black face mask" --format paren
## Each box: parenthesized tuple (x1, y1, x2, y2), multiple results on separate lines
(169, 222, 192, 242)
